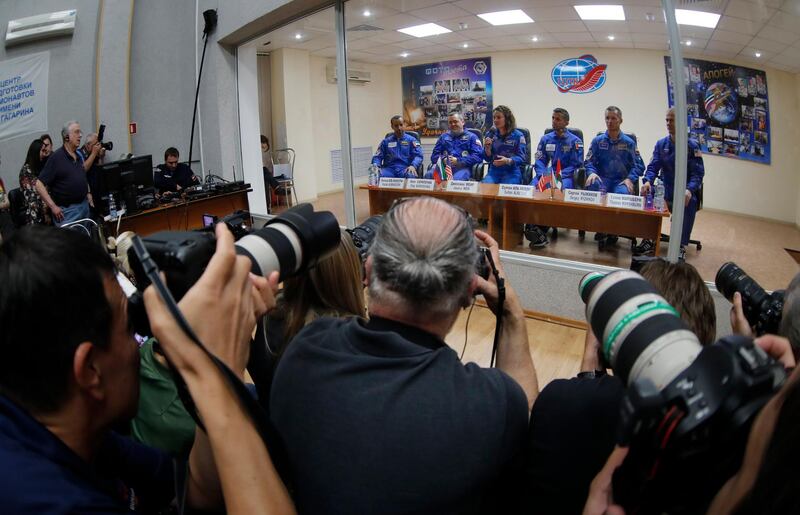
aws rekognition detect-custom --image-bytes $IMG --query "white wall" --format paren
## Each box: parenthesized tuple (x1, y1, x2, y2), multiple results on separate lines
(385, 48, 800, 224)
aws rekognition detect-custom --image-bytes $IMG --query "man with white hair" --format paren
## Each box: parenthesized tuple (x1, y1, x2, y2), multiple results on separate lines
(424, 113, 483, 181)
(36, 120, 94, 225)
(270, 196, 537, 514)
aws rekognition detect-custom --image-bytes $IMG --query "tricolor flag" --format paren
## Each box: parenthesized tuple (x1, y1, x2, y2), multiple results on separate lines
(537, 159, 563, 192)
(434, 154, 453, 183)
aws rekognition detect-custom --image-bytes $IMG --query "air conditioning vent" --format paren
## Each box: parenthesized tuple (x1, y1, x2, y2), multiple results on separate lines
(326, 64, 372, 84)
(6, 10, 77, 46)
(347, 24, 383, 32)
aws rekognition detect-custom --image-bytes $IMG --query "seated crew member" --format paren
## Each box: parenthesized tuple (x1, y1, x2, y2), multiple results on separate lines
(636, 107, 705, 261)
(481, 105, 526, 184)
(423, 113, 483, 181)
(270, 197, 537, 514)
(526, 107, 584, 248)
(154, 147, 199, 194)
(371, 115, 423, 179)
(584, 106, 641, 246)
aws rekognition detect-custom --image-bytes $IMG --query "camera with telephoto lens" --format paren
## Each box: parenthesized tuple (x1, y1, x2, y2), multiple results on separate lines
(715, 262, 784, 336)
(346, 214, 490, 280)
(126, 203, 341, 336)
(579, 270, 786, 514)
(97, 124, 113, 151)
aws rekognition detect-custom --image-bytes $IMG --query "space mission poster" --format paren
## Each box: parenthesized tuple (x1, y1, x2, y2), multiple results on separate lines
(664, 56, 770, 165)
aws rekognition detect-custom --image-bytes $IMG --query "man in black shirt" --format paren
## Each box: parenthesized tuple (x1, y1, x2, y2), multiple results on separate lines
(36, 121, 93, 225)
(271, 197, 538, 514)
(154, 147, 199, 194)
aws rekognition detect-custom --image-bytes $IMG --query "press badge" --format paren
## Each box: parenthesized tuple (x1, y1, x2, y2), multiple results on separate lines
(599, 141, 609, 150)
(388, 142, 397, 148)
(546, 144, 556, 152)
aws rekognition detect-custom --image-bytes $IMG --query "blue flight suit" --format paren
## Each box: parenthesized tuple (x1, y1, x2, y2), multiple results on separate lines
(423, 130, 483, 181)
(532, 130, 584, 189)
(644, 136, 705, 247)
(371, 132, 423, 179)
(481, 128, 526, 184)
(584, 132, 640, 194)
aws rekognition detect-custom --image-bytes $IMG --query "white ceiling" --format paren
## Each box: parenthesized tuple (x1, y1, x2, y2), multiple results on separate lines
(254, 0, 800, 73)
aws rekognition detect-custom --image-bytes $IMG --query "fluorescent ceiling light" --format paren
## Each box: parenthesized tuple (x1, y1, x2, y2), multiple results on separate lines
(674, 9, 720, 28)
(400, 52, 410, 58)
(574, 5, 625, 21)
(397, 23, 451, 38)
(607, 34, 615, 40)
(477, 9, 534, 26)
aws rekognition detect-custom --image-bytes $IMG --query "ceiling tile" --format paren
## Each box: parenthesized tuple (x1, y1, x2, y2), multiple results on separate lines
(345, 4, 400, 24)
(634, 42, 668, 50)
(770, 50, 800, 66)
(766, 11, 800, 32)
(453, 0, 529, 15)
(748, 36, 790, 53)
(624, 5, 661, 22)
(756, 24, 800, 44)
(701, 48, 738, 60)
(408, 4, 474, 22)
(681, 38, 709, 50)
(592, 32, 632, 42)
(678, 26, 714, 40)
(627, 21, 666, 34)
(781, 0, 800, 15)
(389, 37, 435, 49)
(711, 29, 754, 45)
(706, 40, 746, 54)
(360, 31, 415, 44)
(443, 40, 489, 50)
(437, 15, 490, 31)
(767, 60, 799, 73)
(632, 32, 669, 43)
(738, 47, 777, 60)
(459, 26, 507, 39)
(343, 37, 377, 50)
(557, 41, 598, 48)
(422, 31, 466, 43)
(528, 5, 579, 21)
(716, 15, 761, 35)
(373, 13, 428, 31)
(538, 20, 587, 33)
(553, 31, 594, 43)
(383, 0, 450, 12)
(582, 21, 631, 33)
(725, 0, 775, 23)
(597, 41, 635, 49)
(782, 44, 800, 57)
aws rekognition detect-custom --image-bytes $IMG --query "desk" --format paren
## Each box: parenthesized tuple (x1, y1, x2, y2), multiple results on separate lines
(361, 183, 502, 241)
(360, 184, 669, 256)
(107, 190, 250, 236)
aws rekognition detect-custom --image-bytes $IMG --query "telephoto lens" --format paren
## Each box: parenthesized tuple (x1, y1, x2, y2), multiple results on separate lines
(579, 270, 702, 389)
(715, 262, 784, 335)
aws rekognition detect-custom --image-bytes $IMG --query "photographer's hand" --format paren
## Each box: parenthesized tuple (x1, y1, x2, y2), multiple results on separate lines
(730, 292, 755, 338)
(580, 329, 602, 373)
(473, 229, 538, 410)
(583, 446, 628, 515)
(754, 334, 796, 369)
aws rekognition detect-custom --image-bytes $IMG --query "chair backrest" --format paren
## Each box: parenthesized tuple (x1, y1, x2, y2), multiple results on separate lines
(8, 188, 27, 227)
(595, 130, 637, 144)
(466, 128, 482, 140)
(516, 127, 532, 164)
(384, 131, 421, 142)
(272, 148, 295, 179)
(544, 127, 584, 144)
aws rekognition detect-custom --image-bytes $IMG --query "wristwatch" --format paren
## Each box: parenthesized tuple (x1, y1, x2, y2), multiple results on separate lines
(577, 370, 607, 379)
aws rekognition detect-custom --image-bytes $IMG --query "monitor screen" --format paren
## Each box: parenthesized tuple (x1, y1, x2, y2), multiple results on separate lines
(131, 155, 154, 189)
(96, 161, 123, 195)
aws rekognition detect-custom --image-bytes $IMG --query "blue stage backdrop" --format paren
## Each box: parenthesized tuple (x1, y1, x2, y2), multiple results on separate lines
(665, 56, 770, 164)
(401, 57, 492, 139)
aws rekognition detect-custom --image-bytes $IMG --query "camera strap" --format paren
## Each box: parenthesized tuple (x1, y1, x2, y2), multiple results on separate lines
(130, 236, 276, 514)
(483, 249, 505, 368)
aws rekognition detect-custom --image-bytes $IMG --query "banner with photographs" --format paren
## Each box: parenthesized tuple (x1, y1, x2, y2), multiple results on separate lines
(664, 56, 770, 164)
(401, 57, 492, 138)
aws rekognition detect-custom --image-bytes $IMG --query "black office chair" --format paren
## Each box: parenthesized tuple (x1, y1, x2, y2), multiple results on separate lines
(657, 183, 704, 251)
(384, 131, 424, 177)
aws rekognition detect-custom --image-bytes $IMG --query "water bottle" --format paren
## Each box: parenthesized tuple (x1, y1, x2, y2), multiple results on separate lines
(645, 187, 654, 210)
(368, 165, 380, 187)
(108, 194, 117, 219)
(654, 179, 666, 212)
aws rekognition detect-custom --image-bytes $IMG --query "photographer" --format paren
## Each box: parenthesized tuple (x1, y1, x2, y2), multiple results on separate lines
(270, 196, 537, 514)
(0, 225, 293, 514)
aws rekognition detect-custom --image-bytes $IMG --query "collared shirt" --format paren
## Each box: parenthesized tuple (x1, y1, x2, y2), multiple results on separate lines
(372, 132, 424, 170)
(38, 146, 88, 206)
(644, 136, 705, 199)
(154, 163, 197, 193)
(584, 131, 641, 185)
(431, 131, 483, 171)
(534, 129, 584, 180)
(0, 395, 175, 513)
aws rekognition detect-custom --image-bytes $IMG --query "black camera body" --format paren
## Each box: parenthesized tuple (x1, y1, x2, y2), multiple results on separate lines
(579, 271, 786, 514)
(97, 124, 113, 151)
(126, 204, 340, 336)
(716, 262, 784, 336)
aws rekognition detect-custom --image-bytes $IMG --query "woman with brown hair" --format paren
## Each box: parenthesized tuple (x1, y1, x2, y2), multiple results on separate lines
(270, 231, 366, 352)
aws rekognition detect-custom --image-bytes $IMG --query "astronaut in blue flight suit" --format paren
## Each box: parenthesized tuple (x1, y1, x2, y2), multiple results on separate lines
(584, 106, 641, 195)
(532, 108, 584, 189)
(636, 107, 705, 261)
(423, 113, 483, 181)
(481, 105, 526, 185)
(525, 108, 585, 248)
(371, 115, 423, 179)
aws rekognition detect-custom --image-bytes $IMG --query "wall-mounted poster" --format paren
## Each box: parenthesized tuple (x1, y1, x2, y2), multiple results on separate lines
(401, 57, 492, 138)
(664, 56, 770, 164)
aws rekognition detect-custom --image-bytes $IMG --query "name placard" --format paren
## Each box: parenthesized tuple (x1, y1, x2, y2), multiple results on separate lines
(498, 184, 535, 199)
(445, 180, 480, 194)
(564, 189, 602, 205)
(378, 178, 406, 189)
(405, 178, 435, 191)
(606, 193, 646, 211)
